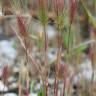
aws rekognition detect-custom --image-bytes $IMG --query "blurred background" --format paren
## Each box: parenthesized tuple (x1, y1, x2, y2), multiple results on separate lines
(0, 0, 96, 96)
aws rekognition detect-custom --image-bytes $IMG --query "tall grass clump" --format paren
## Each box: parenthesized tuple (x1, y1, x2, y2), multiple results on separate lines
(0, 0, 96, 96)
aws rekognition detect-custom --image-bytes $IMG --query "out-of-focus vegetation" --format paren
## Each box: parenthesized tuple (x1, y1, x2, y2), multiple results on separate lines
(0, 0, 96, 96)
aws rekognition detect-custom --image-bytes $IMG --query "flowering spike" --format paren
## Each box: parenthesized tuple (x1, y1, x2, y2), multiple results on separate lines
(17, 15, 28, 37)
(70, 0, 77, 23)
(38, 0, 48, 25)
(2, 65, 9, 82)
(53, 0, 64, 15)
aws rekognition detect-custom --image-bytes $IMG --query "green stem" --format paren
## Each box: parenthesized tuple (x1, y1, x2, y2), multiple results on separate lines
(44, 24, 48, 66)
(91, 50, 94, 83)
(24, 38, 29, 66)
(67, 21, 72, 54)
(91, 69, 94, 83)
